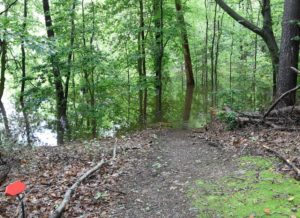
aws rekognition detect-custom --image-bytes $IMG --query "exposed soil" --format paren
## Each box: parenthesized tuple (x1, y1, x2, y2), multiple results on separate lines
(106, 129, 238, 218)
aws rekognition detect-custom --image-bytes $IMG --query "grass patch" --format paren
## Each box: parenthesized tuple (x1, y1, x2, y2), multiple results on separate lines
(189, 156, 300, 217)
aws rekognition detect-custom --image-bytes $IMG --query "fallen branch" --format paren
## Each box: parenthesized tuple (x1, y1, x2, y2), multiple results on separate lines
(263, 85, 300, 119)
(49, 159, 106, 218)
(263, 145, 300, 179)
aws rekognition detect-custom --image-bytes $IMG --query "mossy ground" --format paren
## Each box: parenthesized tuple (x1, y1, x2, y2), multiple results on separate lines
(189, 156, 300, 217)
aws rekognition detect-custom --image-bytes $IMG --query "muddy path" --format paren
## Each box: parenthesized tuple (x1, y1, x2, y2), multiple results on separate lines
(107, 129, 238, 218)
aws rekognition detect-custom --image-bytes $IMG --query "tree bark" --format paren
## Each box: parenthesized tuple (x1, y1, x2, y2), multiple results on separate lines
(153, 0, 164, 122)
(42, 0, 67, 145)
(276, 0, 300, 107)
(0, 17, 11, 138)
(175, 0, 195, 86)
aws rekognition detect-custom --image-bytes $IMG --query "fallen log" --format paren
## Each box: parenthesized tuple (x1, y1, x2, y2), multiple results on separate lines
(49, 159, 106, 218)
(264, 85, 300, 119)
(263, 145, 300, 180)
(269, 106, 300, 116)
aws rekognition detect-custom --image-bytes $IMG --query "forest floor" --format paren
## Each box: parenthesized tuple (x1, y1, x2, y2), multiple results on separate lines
(1, 122, 300, 217)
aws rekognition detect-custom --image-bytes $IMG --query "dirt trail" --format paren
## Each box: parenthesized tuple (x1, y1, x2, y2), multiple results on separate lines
(107, 129, 238, 218)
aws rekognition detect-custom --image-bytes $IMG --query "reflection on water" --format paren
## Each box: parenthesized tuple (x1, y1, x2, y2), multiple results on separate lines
(1, 92, 57, 146)
(182, 85, 195, 128)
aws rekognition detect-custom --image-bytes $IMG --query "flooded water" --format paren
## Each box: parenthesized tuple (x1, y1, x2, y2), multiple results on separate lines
(0, 91, 57, 146)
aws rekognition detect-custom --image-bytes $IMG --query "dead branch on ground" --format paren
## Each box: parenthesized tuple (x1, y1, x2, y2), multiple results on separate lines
(49, 159, 106, 218)
(263, 145, 300, 180)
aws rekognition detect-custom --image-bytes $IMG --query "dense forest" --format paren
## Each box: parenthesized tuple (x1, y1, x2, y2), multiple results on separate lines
(0, 0, 299, 146)
(1, 0, 300, 217)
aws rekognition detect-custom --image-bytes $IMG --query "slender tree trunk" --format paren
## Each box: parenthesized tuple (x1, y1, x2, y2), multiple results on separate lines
(153, 0, 164, 122)
(210, 2, 217, 106)
(0, 17, 11, 138)
(138, 32, 143, 126)
(42, 0, 66, 145)
(65, 0, 77, 140)
(229, 21, 234, 106)
(20, 0, 31, 146)
(125, 41, 131, 123)
(138, 0, 147, 127)
(175, 0, 195, 86)
(141, 0, 147, 126)
(90, 1, 97, 138)
(276, 0, 300, 107)
(253, 13, 260, 109)
(204, 0, 209, 88)
(214, 12, 224, 106)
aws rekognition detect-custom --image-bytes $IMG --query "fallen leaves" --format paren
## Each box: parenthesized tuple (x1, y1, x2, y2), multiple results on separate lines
(0, 129, 158, 217)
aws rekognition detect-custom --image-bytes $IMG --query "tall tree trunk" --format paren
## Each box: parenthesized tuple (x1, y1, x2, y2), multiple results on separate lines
(204, 0, 209, 88)
(210, 2, 217, 106)
(276, 0, 300, 106)
(153, 0, 164, 122)
(175, 0, 195, 86)
(42, 0, 67, 145)
(213, 13, 224, 107)
(253, 13, 260, 109)
(90, 1, 97, 138)
(138, 0, 147, 127)
(0, 8, 11, 138)
(65, 0, 76, 140)
(20, 0, 31, 146)
(216, 0, 279, 97)
(229, 30, 234, 106)
(125, 41, 131, 123)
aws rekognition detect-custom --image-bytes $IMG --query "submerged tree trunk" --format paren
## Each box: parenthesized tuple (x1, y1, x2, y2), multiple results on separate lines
(276, 0, 300, 107)
(42, 0, 67, 145)
(20, 0, 31, 146)
(175, 0, 195, 86)
(182, 85, 195, 129)
(153, 0, 164, 122)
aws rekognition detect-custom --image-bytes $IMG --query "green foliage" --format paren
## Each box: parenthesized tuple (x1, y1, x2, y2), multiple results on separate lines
(189, 156, 300, 217)
(217, 111, 237, 130)
(0, 0, 287, 142)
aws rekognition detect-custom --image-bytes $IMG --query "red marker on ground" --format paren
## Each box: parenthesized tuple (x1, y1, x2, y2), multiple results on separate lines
(5, 180, 26, 218)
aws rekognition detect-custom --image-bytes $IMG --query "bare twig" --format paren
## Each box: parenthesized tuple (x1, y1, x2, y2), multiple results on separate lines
(263, 145, 300, 180)
(49, 159, 106, 218)
(112, 139, 117, 160)
(0, 0, 18, 16)
(291, 67, 300, 75)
